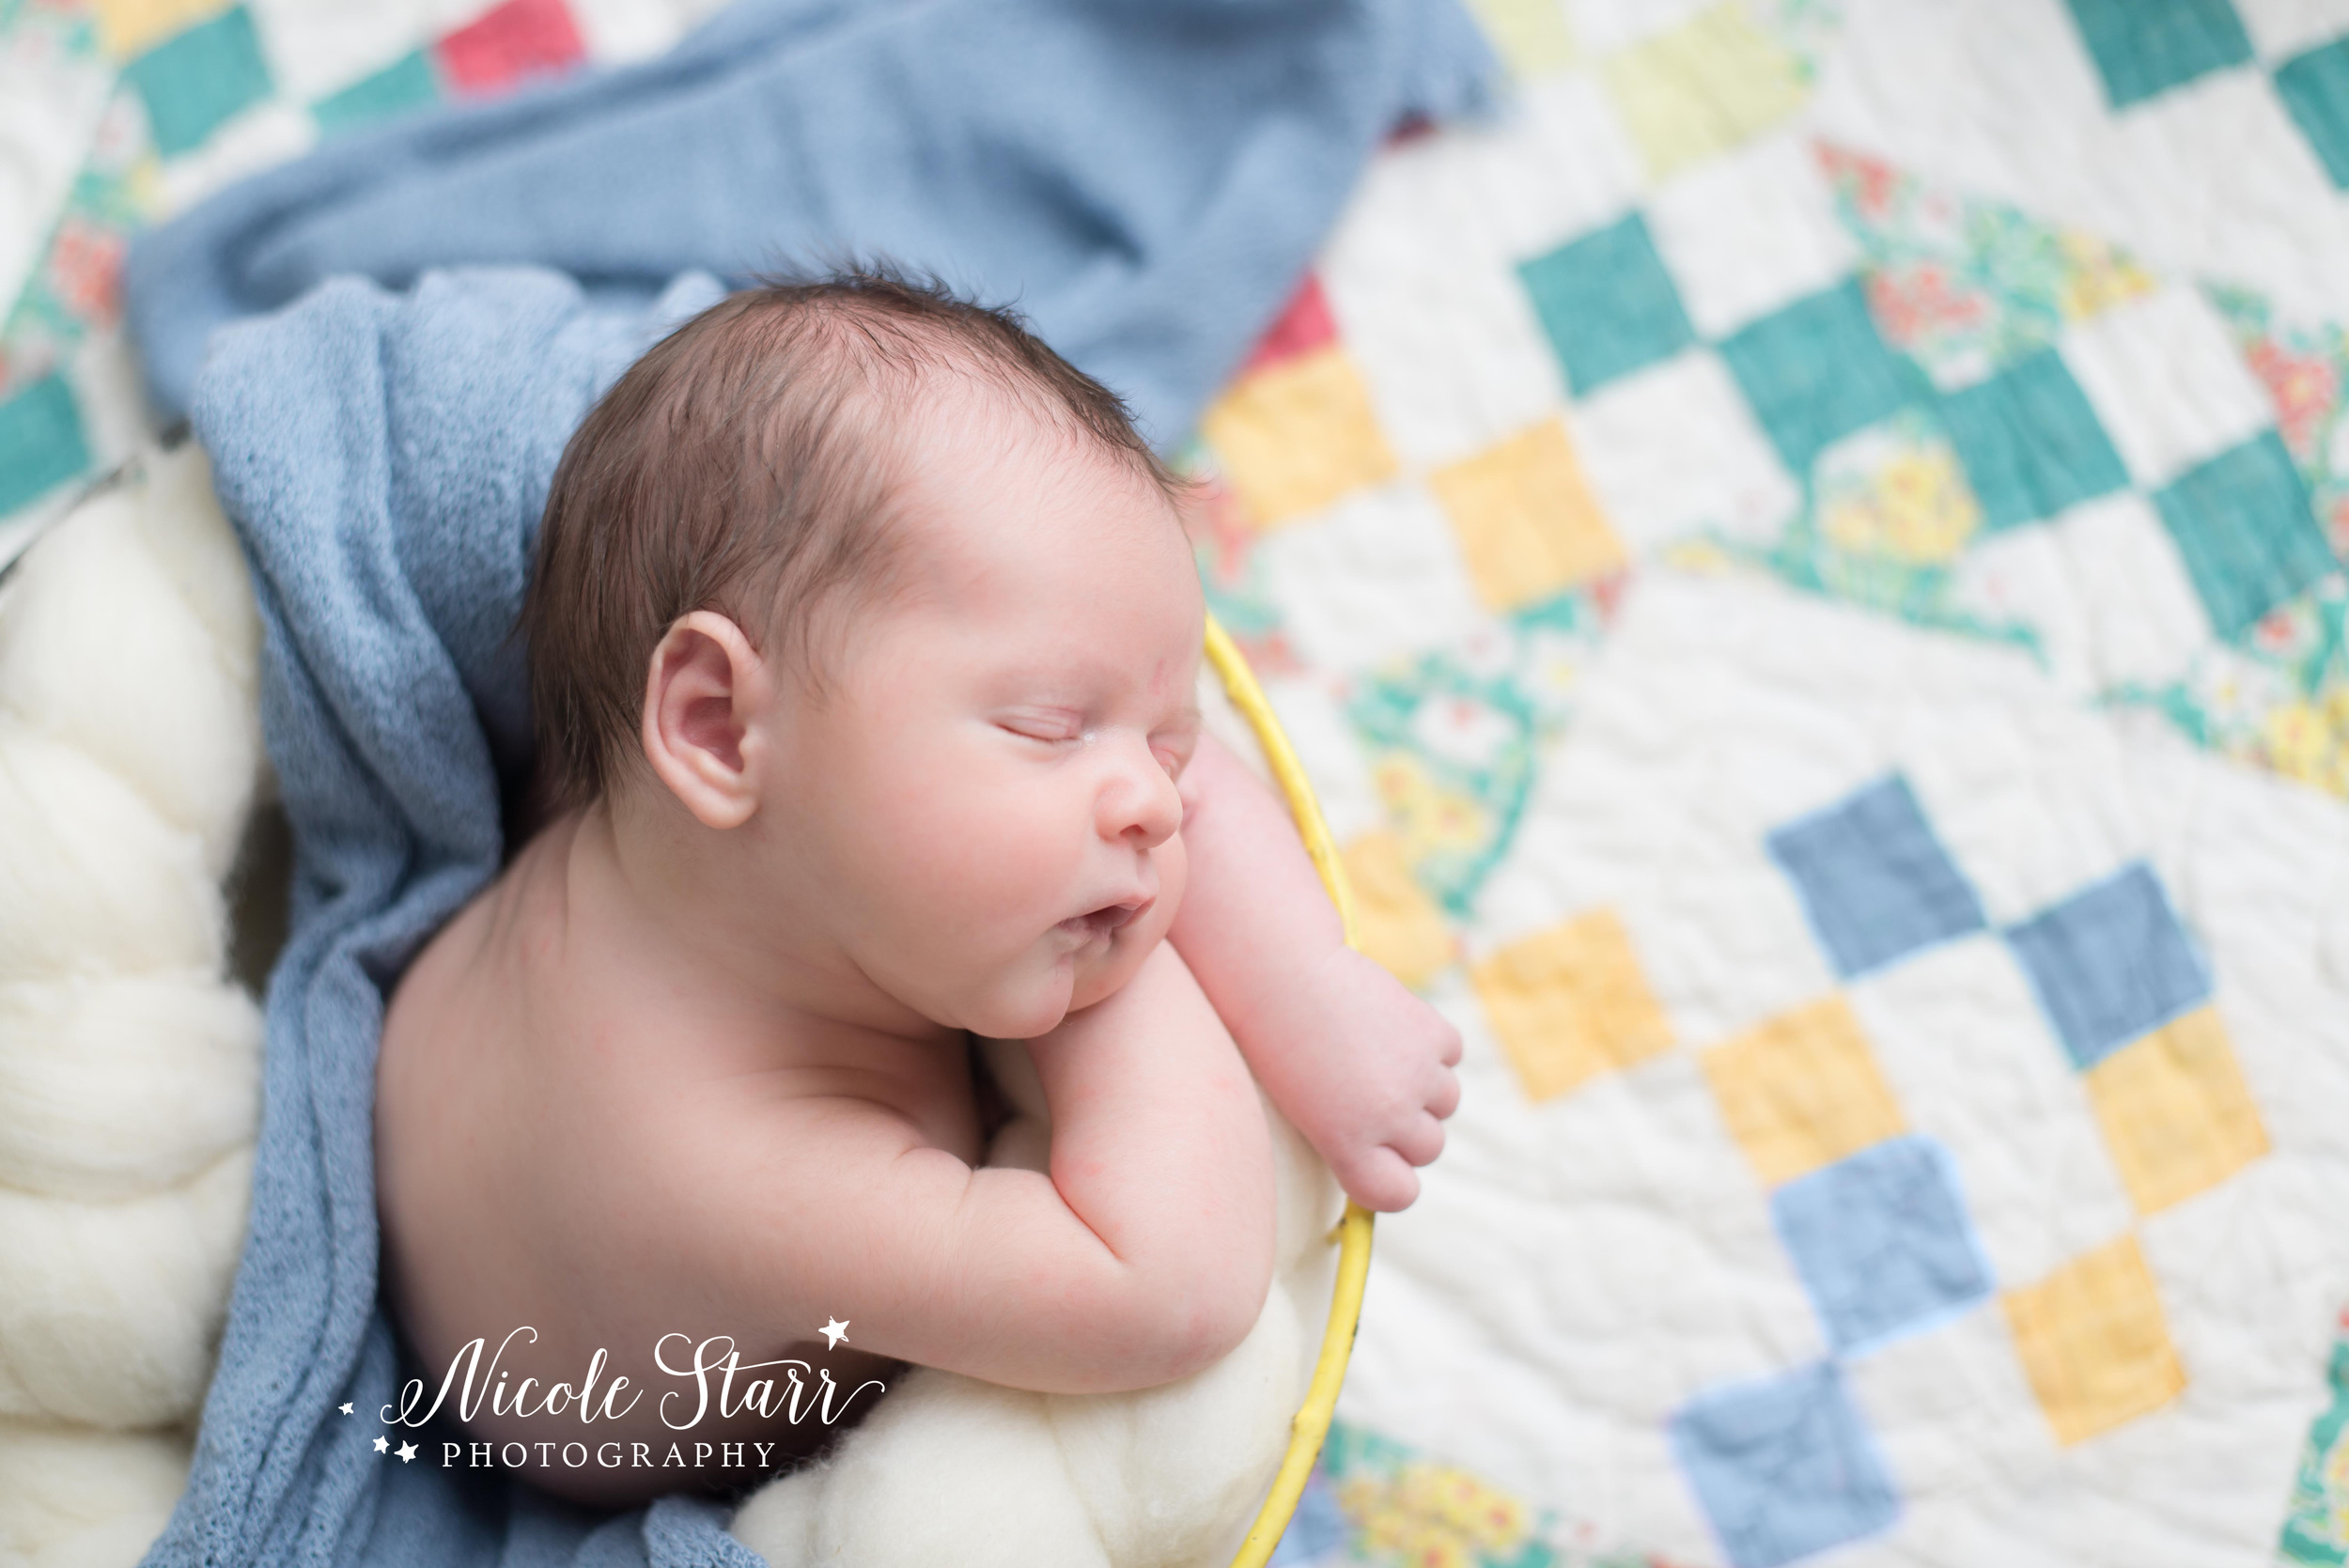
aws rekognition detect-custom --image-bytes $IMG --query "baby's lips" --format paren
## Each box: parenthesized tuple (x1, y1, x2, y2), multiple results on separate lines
(1055, 893, 1153, 941)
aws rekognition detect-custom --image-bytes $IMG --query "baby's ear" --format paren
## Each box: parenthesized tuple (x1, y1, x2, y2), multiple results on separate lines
(640, 611, 771, 829)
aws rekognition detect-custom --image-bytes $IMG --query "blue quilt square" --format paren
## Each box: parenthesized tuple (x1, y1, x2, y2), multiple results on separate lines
(1671, 1362, 1901, 1568)
(1767, 775, 1987, 980)
(123, 7, 275, 158)
(1774, 1137, 1992, 1353)
(2151, 429, 2337, 640)
(1936, 349, 2130, 531)
(2006, 862, 2212, 1070)
(1719, 277, 1914, 474)
(2279, 38, 2349, 188)
(2064, 0, 2253, 110)
(1269, 1471, 1348, 1564)
(1517, 212, 1696, 397)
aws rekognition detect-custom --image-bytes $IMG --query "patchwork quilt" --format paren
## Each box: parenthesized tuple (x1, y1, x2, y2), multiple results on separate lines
(8, 0, 2349, 1565)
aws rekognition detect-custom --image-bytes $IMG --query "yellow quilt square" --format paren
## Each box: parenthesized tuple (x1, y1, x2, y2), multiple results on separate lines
(1470, 908, 1672, 1103)
(93, 0, 229, 57)
(1701, 996, 1905, 1186)
(1464, 0, 1577, 78)
(1598, 1, 1808, 181)
(1199, 346, 1398, 528)
(1429, 420, 1626, 612)
(1341, 831, 1457, 990)
(2004, 1235, 2186, 1446)
(2085, 1007, 2269, 1217)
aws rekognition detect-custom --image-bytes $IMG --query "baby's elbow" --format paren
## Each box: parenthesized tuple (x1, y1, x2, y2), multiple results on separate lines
(1128, 1247, 1274, 1388)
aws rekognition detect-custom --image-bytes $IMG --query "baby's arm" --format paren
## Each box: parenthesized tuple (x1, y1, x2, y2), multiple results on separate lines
(1167, 733, 1462, 1212)
(746, 941, 1276, 1394)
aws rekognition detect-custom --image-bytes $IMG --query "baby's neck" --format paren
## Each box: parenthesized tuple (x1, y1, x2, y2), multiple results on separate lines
(551, 799, 962, 1060)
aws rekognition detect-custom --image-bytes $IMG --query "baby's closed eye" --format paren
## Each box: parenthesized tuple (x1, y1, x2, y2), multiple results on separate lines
(994, 708, 1084, 743)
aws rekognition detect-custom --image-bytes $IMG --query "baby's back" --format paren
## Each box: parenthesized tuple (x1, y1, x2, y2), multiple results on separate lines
(375, 811, 926, 1505)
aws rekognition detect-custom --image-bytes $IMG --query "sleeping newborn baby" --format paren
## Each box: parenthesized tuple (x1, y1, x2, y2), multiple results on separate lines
(374, 272, 1463, 1506)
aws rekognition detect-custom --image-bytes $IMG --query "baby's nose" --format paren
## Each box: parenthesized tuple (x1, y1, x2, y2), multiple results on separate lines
(1101, 741, 1182, 849)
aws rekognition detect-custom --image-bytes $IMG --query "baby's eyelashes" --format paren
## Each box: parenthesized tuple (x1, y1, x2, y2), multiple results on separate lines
(995, 708, 1086, 744)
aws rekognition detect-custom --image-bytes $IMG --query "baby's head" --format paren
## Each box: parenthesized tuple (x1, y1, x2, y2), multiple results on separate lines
(523, 271, 1206, 1038)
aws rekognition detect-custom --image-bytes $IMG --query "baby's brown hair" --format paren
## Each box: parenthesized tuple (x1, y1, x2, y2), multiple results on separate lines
(521, 266, 1188, 815)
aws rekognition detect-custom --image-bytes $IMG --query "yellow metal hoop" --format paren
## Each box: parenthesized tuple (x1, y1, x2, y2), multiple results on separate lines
(1202, 613, 1376, 1568)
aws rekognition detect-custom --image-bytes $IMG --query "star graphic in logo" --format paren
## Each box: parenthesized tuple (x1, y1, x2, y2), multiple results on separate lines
(819, 1317, 850, 1350)
(397, 1441, 418, 1463)
(372, 1436, 389, 1454)
(338, 1403, 353, 1416)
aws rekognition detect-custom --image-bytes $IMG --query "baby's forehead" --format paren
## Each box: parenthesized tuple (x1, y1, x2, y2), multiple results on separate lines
(883, 381, 1185, 555)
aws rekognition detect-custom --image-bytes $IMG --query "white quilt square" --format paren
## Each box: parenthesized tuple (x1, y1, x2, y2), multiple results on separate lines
(1561, 0, 1719, 55)
(246, 0, 487, 102)
(1252, 481, 1489, 675)
(564, 0, 688, 63)
(0, 46, 110, 322)
(1566, 348, 1802, 552)
(1897, 675, 2147, 926)
(1643, 129, 1859, 339)
(1846, 938, 2137, 1287)
(2059, 285, 2275, 489)
(2236, 0, 2349, 58)
(1947, 523, 2103, 701)
(154, 102, 319, 221)
(2051, 492, 2215, 689)
(1319, 117, 1615, 469)
(1382, 1044, 1825, 1419)
(1251, 672, 1385, 846)
(1476, 71, 1652, 260)
(1949, 495, 2214, 701)
(1843, 1301, 2061, 1501)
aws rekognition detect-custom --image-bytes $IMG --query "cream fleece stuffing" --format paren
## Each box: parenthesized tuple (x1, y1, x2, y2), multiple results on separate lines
(0, 445, 265, 1567)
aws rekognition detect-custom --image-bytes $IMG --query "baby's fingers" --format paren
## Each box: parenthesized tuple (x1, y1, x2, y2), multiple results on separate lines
(1338, 1146, 1421, 1213)
(1426, 1063, 1461, 1121)
(1391, 1110, 1445, 1168)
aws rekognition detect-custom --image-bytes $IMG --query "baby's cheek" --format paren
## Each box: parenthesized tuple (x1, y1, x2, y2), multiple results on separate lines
(1152, 833, 1189, 925)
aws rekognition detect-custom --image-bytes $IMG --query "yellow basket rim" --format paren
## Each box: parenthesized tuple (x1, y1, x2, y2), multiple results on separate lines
(1202, 613, 1375, 1568)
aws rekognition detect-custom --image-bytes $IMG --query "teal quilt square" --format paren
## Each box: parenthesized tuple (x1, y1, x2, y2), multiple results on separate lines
(2277, 38, 2349, 189)
(1517, 212, 1695, 397)
(1937, 349, 2129, 531)
(1719, 277, 1912, 475)
(0, 373, 91, 515)
(124, 6, 274, 158)
(2064, 0, 2253, 110)
(315, 50, 442, 137)
(2151, 429, 2337, 639)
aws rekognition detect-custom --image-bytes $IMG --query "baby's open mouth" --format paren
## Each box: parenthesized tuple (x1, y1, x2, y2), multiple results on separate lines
(1058, 898, 1149, 943)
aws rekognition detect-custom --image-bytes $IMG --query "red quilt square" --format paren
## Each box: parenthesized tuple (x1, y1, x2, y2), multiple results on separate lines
(435, 0, 585, 96)
(1238, 273, 1337, 377)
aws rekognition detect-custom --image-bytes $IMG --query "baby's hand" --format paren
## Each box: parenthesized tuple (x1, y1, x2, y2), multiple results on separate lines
(1262, 943, 1462, 1213)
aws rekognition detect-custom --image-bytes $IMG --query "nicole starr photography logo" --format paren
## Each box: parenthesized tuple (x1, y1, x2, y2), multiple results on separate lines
(343, 1318, 885, 1470)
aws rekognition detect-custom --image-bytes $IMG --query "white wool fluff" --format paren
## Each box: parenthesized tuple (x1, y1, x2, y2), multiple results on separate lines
(0, 449, 264, 1562)
(0, 1417, 192, 1568)
(0, 448, 262, 877)
(729, 1033, 1346, 1568)
(0, 722, 226, 985)
(0, 975, 261, 1200)
(0, 1152, 252, 1429)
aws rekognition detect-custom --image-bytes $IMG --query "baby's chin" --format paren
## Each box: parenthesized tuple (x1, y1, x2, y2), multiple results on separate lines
(934, 906, 1173, 1039)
